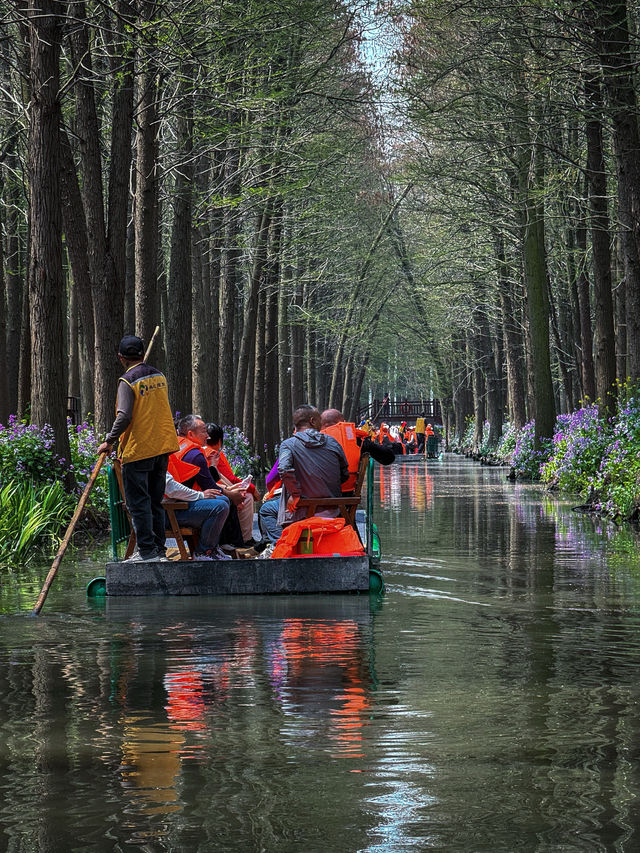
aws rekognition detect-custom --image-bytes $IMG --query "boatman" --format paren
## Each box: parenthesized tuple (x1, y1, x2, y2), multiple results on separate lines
(98, 334, 179, 562)
(415, 412, 427, 454)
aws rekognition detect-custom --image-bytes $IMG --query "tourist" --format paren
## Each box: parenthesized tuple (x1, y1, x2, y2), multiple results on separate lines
(278, 404, 348, 525)
(164, 473, 231, 560)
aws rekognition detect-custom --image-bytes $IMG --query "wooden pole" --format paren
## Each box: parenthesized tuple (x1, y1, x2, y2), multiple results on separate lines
(32, 453, 107, 615)
(32, 327, 161, 614)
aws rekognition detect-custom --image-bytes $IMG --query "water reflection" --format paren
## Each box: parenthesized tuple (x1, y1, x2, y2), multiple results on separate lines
(3, 456, 640, 850)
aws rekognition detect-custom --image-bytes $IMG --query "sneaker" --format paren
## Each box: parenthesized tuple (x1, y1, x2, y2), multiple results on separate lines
(213, 546, 233, 561)
(194, 554, 215, 562)
(123, 550, 142, 562)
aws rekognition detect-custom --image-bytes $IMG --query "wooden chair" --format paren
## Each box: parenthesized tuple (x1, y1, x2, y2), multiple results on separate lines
(296, 453, 369, 540)
(112, 459, 198, 560)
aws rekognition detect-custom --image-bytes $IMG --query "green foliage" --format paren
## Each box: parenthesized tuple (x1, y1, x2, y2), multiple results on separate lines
(540, 405, 608, 497)
(593, 389, 640, 520)
(67, 420, 109, 517)
(0, 416, 63, 484)
(495, 423, 517, 462)
(510, 420, 551, 480)
(222, 425, 261, 477)
(0, 480, 75, 564)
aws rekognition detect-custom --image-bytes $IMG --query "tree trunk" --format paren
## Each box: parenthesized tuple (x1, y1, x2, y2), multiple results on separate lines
(0, 207, 9, 421)
(134, 28, 161, 351)
(518, 119, 555, 444)
(585, 69, 616, 416)
(264, 208, 283, 455)
(594, 0, 640, 380)
(234, 201, 273, 427)
(496, 249, 526, 430)
(27, 0, 71, 463)
(93, 0, 135, 432)
(219, 144, 241, 425)
(166, 85, 194, 417)
(251, 285, 267, 452)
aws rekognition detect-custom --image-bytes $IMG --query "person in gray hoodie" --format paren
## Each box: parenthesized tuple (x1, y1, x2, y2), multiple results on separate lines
(278, 404, 349, 526)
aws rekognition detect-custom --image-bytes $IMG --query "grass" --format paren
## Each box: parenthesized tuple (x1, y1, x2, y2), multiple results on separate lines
(0, 479, 75, 565)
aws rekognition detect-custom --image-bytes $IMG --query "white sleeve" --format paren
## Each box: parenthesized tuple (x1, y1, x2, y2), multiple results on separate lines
(164, 473, 201, 501)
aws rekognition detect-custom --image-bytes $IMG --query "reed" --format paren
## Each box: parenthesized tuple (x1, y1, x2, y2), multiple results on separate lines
(0, 480, 75, 564)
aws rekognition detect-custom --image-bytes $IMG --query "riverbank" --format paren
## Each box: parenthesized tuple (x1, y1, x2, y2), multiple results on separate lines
(451, 389, 640, 525)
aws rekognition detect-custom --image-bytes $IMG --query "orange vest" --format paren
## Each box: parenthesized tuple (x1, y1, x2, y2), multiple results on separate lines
(264, 479, 282, 501)
(168, 439, 204, 490)
(322, 421, 360, 492)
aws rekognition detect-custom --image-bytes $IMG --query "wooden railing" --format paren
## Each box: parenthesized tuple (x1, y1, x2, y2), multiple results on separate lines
(358, 399, 442, 424)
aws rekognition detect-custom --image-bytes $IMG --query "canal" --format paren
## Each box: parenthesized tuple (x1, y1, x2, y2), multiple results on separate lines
(1, 454, 640, 851)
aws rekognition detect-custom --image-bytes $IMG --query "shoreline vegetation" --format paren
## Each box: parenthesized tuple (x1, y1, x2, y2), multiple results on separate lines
(452, 384, 640, 527)
(0, 417, 259, 566)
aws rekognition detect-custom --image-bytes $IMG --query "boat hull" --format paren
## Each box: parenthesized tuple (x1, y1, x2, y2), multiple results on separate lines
(105, 554, 371, 596)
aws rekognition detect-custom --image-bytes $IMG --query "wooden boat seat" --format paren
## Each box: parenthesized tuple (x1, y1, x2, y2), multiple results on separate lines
(296, 453, 369, 538)
(113, 459, 198, 560)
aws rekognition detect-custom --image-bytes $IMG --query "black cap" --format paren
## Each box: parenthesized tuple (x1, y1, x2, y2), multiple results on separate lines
(118, 335, 144, 358)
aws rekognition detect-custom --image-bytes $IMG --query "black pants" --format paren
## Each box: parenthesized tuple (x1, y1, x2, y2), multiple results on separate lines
(417, 433, 425, 453)
(122, 453, 169, 558)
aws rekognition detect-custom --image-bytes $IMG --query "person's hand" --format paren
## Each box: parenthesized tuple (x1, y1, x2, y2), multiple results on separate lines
(286, 495, 299, 512)
(252, 489, 262, 502)
(97, 441, 114, 455)
(202, 488, 222, 499)
(224, 483, 247, 506)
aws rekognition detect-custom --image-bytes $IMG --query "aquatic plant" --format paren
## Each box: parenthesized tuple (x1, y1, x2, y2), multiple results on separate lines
(0, 479, 75, 564)
(221, 425, 261, 477)
(540, 405, 608, 497)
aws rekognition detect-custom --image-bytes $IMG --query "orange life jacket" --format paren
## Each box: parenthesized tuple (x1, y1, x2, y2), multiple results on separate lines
(168, 439, 204, 490)
(271, 517, 365, 559)
(322, 421, 360, 492)
(264, 479, 282, 501)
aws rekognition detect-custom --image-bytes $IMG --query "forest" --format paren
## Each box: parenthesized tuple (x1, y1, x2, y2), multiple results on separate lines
(1, 0, 639, 469)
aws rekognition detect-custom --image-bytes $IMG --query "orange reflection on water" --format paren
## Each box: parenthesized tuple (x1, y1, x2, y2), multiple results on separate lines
(268, 619, 371, 758)
(379, 462, 433, 511)
(120, 714, 184, 816)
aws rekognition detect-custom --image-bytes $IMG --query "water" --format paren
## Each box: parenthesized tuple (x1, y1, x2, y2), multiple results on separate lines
(2, 455, 640, 851)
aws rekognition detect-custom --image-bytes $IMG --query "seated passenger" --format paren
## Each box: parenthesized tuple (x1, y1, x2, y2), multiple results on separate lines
(204, 422, 263, 548)
(164, 472, 231, 560)
(278, 405, 348, 526)
(258, 460, 283, 544)
(171, 414, 245, 551)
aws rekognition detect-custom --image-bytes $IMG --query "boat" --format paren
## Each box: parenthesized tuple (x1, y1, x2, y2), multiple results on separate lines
(88, 459, 383, 598)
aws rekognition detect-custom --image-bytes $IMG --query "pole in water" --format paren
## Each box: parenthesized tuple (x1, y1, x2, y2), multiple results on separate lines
(32, 452, 107, 615)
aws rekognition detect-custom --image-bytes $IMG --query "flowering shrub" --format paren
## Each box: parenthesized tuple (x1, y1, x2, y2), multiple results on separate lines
(0, 415, 64, 484)
(593, 394, 640, 519)
(221, 425, 261, 477)
(0, 415, 108, 516)
(540, 405, 609, 496)
(510, 419, 551, 479)
(67, 419, 109, 515)
(496, 422, 518, 462)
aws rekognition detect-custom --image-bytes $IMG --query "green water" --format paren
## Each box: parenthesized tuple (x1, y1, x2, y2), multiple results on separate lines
(1, 455, 640, 851)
